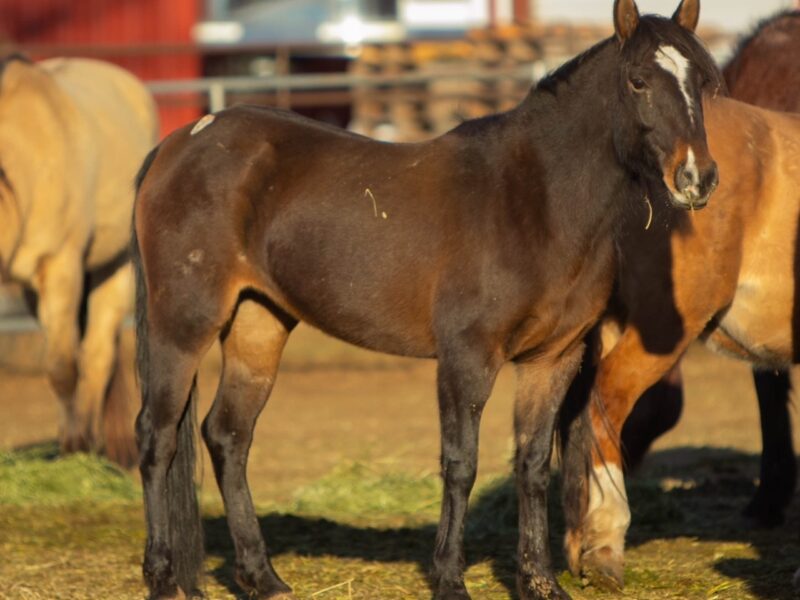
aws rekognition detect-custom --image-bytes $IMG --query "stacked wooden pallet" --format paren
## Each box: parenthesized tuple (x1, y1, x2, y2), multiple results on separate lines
(348, 23, 612, 140)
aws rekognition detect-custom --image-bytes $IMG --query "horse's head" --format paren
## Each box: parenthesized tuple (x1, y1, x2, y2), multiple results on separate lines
(612, 0, 722, 209)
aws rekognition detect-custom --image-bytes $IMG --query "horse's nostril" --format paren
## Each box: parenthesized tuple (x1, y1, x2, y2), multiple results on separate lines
(703, 162, 720, 192)
(675, 162, 698, 190)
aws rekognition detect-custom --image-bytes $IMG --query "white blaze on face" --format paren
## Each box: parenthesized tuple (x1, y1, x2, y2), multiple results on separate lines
(686, 146, 698, 183)
(655, 44, 694, 125)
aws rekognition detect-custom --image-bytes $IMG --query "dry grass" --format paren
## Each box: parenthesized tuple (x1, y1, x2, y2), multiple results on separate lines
(2, 336, 800, 599)
(2, 448, 799, 599)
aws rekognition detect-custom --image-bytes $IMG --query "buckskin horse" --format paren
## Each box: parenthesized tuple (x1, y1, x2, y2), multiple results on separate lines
(0, 55, 158, 466)
(131, 1, 720, 598)
(620, 6, 800, 525)
(559, 14, 800, 592)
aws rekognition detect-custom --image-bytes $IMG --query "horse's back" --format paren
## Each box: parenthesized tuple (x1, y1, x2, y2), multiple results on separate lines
(43, 58, 159, 267)
(139, 107, 460, 356)
(42, 58, 157, 138)
(723, 11, 800, 113)
(138, 105, 568, 359)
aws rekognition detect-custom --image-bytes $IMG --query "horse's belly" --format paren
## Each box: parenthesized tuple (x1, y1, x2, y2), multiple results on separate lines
(708, 274, 793, 366)
(85, 199, 133, 269)
(266, 260, 438, 359)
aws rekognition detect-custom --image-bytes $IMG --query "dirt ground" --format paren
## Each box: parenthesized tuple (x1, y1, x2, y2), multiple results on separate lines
(1, 324, 800, 599)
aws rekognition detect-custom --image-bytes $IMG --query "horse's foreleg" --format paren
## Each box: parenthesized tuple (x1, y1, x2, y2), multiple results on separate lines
(432, 339, 500, 600)
(619, 364, 684, 470)
(743, 368, 796, 526)
(33, 250, 84, 452)
(75, 261, 135, 462)
(574, 330, 696, 591)
(514, 345, 583, 600)
(202, 298, 296, 599)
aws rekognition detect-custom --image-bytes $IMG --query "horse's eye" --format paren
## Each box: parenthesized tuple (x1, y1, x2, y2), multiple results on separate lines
(629, 77, 647, 92)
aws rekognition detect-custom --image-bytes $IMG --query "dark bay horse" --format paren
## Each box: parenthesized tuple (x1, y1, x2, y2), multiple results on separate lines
(131, 1, 721, 598)
(560, 19, 800, 590)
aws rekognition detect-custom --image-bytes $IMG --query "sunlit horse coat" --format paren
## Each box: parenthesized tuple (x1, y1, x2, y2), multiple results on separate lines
(0, 56, 158, 465)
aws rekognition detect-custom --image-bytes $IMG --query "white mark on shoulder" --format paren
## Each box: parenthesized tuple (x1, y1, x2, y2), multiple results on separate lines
(190, 114, 216, 136)
(655, 44, 694, 125)
(188, 249, 204, 264)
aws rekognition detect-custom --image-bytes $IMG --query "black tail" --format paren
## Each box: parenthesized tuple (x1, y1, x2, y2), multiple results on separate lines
(132, 145, 204, 595)
(167, 379, 203, 595)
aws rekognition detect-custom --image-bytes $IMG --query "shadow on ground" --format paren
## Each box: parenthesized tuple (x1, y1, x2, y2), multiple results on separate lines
(203, 446, 800, 599)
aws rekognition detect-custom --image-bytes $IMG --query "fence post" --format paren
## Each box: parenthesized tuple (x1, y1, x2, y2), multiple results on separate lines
(209, 82, 226, 112)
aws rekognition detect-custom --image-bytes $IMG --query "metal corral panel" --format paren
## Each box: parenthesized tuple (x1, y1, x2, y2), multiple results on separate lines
(0, 0, 204, 137)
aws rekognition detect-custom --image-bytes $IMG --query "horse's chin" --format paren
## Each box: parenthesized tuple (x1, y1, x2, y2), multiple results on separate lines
(665, 189, 710, 211)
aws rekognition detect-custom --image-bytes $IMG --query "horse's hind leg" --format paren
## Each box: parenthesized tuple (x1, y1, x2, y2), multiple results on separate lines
(743, 368, 796, 526)
(75, 260, 136, 465)
(138, 334, 208, 600)
(202, 296, 296, 599)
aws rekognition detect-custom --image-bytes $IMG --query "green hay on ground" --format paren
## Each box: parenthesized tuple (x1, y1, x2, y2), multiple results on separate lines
(287, 461, 442, 526)
(0, 443, 140, 505)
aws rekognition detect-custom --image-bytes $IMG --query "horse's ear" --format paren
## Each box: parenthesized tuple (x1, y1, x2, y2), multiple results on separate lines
(672, 0, 700, 32)
(614, 0, 640, 43)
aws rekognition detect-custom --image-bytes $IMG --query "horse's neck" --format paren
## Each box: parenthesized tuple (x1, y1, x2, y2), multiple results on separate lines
(504, 47, 635, 240)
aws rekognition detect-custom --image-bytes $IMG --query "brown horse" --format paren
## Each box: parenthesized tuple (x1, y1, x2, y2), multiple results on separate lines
(559, 48, 800, 595)
(723, 9, 800, 113)
(0, 55, 158, 466)
(131, 1, 720, 598)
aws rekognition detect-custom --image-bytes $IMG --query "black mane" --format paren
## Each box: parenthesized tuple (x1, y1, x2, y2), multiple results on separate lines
(536, 15, 723, 96)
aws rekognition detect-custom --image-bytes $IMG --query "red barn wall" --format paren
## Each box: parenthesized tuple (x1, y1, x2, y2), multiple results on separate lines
(0, 0, 203, 137)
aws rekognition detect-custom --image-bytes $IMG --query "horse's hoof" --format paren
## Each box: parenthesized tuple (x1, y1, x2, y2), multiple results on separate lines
(149, 587, 187, 600)
(742, 496, 785, 528)
(563, 528, 583, 577)
(59, 431, 93, 454)
(518, 570, 571, 600)
(434, 581, 471, 599)
(581, 546, 624, 592)
(435, 592, 471, 600)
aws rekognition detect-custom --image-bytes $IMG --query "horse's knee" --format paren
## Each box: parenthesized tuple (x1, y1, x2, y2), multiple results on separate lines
(47, 354, 78, 399)
(516, 439, 552, 493)
(441, 456, 477, 492)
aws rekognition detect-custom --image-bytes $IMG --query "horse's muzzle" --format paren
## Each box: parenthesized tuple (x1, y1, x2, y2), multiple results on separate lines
(669, 160, 718, 210)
